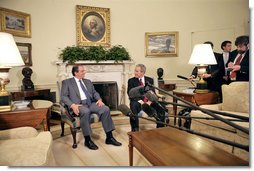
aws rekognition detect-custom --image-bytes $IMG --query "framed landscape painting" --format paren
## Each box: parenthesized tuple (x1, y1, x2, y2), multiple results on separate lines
(0, 7, 31, 38)
(16, 43, 32, 66)
(76, 5, 110, 47)
(145, 32, 179, 57)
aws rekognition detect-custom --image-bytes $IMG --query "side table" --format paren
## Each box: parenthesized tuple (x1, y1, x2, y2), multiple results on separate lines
(10, 89, 51, 101)
(172, 89, 219, 125)
(0, 100, 53, 131)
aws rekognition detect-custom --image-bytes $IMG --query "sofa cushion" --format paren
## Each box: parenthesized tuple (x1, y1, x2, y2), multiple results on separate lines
(0, 131, 55, 166)
(221, 82, 249, 114)
(190, 109, 249, 131)
(0, 127, 38, 140)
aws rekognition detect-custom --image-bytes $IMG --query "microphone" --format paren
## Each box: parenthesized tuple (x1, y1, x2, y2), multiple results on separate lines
(144, 82, 151, 91)
(145, 91, 158, 103)
(177, 75, 189, 80)
(118, 104, 135, 120)
(177, 75, 196, 87)
(128, 86, 145, 99)
(141, 103, 159, 120)
(118, 104, 248, 151)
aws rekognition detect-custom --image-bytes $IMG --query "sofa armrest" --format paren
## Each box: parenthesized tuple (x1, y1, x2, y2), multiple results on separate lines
(0, 127, 38, 140)
(0, 131, 55, 166)
(200, 103, 222, 111)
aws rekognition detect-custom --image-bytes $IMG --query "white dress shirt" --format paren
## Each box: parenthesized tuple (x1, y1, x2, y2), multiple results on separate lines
(74, 77, 88, 100)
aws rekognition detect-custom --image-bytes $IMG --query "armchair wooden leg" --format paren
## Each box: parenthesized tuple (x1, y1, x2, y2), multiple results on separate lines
(70, 127, 77, 148)
(60, 120, 65, 136)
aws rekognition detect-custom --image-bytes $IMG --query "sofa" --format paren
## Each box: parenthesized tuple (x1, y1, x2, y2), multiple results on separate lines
(0, 127, 56, 166)
(189, 82, 249, 161)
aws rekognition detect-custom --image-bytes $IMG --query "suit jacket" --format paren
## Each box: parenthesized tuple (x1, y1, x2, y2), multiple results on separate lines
(217, 52, 233, 76)
(61, 77, 101, 108)
(226, 49, 249, 81)
(127, 76, 154, 101)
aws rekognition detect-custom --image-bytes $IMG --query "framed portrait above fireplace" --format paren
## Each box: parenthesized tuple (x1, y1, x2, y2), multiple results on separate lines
(76, 5, 110, 47)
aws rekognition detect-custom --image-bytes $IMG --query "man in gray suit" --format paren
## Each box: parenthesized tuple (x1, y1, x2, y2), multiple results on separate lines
(61, 65, 121, 150)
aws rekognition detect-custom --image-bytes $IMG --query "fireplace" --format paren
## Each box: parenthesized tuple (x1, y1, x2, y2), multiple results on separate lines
(55, 60, 134, 105)
(93, 81, 118, 110)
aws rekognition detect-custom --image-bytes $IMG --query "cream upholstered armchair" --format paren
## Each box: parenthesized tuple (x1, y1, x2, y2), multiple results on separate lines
(0, 127, 56, 166)
(190, 82, 249, 161)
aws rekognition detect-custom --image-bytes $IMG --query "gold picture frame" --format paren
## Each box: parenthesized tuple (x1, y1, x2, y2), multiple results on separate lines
(145, 32, 179, 57)
(0, 7, 31, 38)
(16, 42, 32, 66)
(76, 5, 110, 47)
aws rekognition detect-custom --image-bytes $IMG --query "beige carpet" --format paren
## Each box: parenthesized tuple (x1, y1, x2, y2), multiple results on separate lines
(50, 115, 157, 166)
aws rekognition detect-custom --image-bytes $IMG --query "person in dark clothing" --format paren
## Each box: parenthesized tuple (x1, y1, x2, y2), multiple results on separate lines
(189, 41, 224, 101)
(226, 35, 249, 82)
(127, 64, 158, 132)
(219, 40, 232, 85)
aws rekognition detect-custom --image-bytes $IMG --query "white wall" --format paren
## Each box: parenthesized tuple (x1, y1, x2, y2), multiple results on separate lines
(0, 0, 249, 91)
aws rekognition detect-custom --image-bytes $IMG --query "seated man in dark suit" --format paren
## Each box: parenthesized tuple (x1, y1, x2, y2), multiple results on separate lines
(127, 64, 164, 132)
(61, 65, 121, 150)
(227, 35, 249, 82)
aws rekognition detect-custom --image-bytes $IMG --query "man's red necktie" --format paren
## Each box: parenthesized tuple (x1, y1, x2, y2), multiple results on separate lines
(230, 54, 243, 79)
(139, 78, 144, 86)
(139, 78, 148, 102)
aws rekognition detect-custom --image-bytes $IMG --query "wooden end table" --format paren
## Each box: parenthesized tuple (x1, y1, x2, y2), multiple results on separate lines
(172, 89, 219, 125)
(0, 100, 53, 131)
(10, 89, 51, 101)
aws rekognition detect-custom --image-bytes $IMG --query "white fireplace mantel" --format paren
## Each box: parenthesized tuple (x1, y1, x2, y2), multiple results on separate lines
(54, 60, 134, 104)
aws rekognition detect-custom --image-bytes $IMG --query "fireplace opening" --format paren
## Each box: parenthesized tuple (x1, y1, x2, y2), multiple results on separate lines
(93, 81, 118, 111)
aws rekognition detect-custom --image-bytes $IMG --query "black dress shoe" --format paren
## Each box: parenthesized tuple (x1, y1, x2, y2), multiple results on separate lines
(85, 140, 98, 150)
(105, 137, 122, 146)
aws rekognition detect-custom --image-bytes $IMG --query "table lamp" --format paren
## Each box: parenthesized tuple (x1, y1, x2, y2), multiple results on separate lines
(188, 44, 217, 93)
(0, 32, 25, 112)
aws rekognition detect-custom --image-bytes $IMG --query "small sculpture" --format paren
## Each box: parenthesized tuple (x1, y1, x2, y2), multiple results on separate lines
(21, 67, 34, 91)
(157, 68, 164, 80)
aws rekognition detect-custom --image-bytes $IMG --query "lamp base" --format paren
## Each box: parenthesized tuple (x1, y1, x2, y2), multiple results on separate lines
(194, 89, 210, 94)
(195, 80, 209, 94)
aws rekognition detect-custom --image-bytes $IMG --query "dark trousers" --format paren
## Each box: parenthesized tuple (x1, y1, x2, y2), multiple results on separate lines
(129, 100, 166, 129)
(129, 101, 141, 129)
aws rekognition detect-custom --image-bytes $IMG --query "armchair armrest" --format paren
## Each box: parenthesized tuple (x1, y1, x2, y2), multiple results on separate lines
(157, 93, 166, 102)
(52, 102, 76, 122)
(0, 127, 38, 140)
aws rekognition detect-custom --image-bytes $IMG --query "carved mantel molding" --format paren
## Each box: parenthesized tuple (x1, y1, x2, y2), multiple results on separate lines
(54, 60, 134, 104)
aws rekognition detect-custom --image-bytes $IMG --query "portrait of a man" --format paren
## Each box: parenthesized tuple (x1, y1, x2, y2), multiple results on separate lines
(76, 5, 110, 46)
(82, 12, 105, 42)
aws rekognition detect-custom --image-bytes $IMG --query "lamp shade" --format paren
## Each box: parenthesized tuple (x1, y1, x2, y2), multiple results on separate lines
(188, 44, 217, 65)
(0, 32, 25, 67)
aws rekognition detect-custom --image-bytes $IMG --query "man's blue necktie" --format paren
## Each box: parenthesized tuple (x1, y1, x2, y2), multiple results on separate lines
(79, 80, 91, 105)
